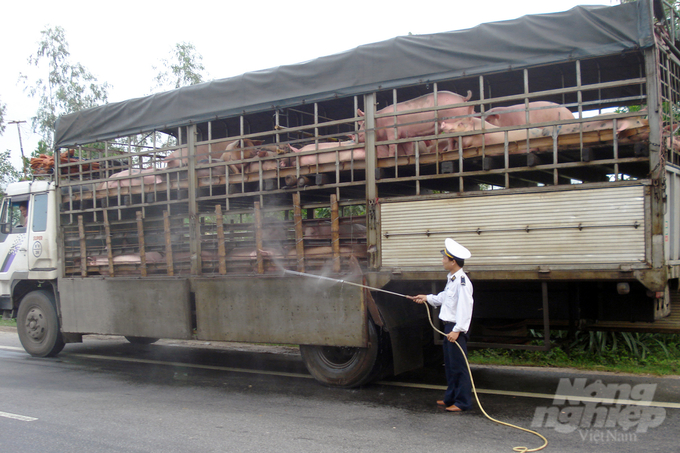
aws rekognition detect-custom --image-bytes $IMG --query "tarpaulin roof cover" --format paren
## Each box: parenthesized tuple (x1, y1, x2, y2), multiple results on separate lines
(54, 0, 655, 148)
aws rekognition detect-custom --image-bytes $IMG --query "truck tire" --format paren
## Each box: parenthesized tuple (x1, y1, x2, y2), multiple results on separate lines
(17, 290, 65, 357)
(125, 336, 159, 345)
(300, 321, 384, 388)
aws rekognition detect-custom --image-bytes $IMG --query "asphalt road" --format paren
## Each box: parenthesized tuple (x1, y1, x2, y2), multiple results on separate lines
(1, 328, 678, 453)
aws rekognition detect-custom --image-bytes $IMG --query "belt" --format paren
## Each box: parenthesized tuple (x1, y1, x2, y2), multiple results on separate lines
(442, 321, 456, 325)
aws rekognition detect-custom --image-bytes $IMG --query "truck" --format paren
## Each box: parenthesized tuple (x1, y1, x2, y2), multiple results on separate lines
(2, 0, 680, 387)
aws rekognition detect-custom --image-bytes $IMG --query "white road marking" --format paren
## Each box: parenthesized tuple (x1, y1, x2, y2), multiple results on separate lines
(0, 411, 38, 422)
(378, 380, 680, 409)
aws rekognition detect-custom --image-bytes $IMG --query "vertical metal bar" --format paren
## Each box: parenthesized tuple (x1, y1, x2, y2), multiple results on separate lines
(415, 140, 420, 195)
(553, 126, 559, 186)
(478, 75, 485, 116)
(104, 209, 114, 277)
(613, 118, 619, 181)
(254, 201, 264, 274)
(576, 60, 584, 157)
(458, 137, 464, 192)
(136, 211, 147, 277)
(331, 194, 340, 273)
(215, 205, 226, 275)
(164, 210, 174, 276)
(78, 215, 87, 277)
(504, 133, 509, 189)
(187, 124, 201, 275)
(240, 116, 245, 194)
(645, 46, 665, 270)
(392, 88, 399, 178)
(293, 192, 305, 272)
(542, 281, 551, 351)
(364, 93, 379, 269)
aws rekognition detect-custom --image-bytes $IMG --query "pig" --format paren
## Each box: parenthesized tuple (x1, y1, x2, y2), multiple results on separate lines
(357, 90, 474, 156)
(293, 141, 368, 166)
(97, 168, 163, 190)
(485, 101, 574, 127)
(220, 139, 267, 174)
(165, 138, 238, 169)
(440, 117, 544, 149)
(291, 140, 393, 166)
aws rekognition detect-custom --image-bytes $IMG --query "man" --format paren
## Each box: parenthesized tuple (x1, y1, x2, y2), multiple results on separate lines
(409, 238, 474, 412)
(17, 202, 28, 228)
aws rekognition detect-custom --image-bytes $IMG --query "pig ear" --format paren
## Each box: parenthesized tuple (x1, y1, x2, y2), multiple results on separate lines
(357, 109, 365, 117)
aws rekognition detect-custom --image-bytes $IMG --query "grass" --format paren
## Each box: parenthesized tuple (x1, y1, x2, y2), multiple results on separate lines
(469, 330, 680, 376)
(0, 318, 17, 327)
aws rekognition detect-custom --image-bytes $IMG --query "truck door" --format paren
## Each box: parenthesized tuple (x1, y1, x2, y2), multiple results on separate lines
(27, 192, 55, 271)
(0, 196, 30, 297)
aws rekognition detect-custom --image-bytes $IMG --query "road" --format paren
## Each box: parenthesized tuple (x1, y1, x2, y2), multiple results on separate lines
(1, 327, 678, 453)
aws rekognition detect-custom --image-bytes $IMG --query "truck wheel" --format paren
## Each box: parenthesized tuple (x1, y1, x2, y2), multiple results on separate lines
(125, 336, 158, 345)
(300, 321, 384, 388)
(17, 290, 65, 357)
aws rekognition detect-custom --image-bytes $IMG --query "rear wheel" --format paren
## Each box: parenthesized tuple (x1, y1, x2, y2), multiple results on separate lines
(17, 290, 65, 357)
(300, 321, 387, 388)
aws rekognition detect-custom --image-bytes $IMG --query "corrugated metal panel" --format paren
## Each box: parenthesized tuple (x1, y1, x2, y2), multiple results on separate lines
(666, 167, 680, 261)
(381, 186, 646, 267)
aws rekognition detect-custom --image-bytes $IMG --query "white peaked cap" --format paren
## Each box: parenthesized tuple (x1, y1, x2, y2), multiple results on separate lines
(441, 238, 471, 260)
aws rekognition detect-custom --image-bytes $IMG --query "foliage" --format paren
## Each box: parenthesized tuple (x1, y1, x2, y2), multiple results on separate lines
(0, 318, 17, 327)
(0, 96, 6, 136)
(469, 330, 680, 376)
(19, 26, 110, 149)
(0, 151, 21, 197)
(152, 42, 206, 92)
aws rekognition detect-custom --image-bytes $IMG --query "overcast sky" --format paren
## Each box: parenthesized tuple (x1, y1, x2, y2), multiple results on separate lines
(1, 0, 615, 169)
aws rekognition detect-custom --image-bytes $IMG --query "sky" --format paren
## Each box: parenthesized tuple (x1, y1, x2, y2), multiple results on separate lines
(0, 0, 615, 171)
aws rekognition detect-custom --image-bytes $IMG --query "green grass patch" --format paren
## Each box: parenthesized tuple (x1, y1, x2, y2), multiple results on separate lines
(469, 330, 680, 376)
(0, 318, 17, 328)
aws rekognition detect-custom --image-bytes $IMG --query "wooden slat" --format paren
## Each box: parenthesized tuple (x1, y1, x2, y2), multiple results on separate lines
(163, 210, 174, 276)
(136, 211, 147, 277)
(78, 215, 87, 277)
(215, 204, 227, 275)
(293, 193, 305, 272)
(331, 194, 340, 273)
(103, 210, 114, 277)
(254, 201, 264, 274)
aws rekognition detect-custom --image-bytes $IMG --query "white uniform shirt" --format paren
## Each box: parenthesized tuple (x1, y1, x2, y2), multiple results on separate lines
(426, 268, 474, 333)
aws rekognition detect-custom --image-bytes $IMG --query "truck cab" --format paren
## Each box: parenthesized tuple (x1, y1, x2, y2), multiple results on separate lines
(1, 180, 62, 356)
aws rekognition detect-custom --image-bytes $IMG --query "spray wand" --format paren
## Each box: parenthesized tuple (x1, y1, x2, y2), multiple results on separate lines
(284, 268, 548, 452)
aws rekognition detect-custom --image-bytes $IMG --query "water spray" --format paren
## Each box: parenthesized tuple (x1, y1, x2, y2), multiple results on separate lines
(285, 268, 548, 452)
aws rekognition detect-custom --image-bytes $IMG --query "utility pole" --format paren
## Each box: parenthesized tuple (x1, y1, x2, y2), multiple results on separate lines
(8, 120, 27, 178)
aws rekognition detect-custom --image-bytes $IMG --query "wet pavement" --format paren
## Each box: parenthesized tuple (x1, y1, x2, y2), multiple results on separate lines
(1, 329, 678, 452)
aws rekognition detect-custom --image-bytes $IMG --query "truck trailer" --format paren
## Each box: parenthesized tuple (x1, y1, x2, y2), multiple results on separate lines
(2, 0, 680, 387)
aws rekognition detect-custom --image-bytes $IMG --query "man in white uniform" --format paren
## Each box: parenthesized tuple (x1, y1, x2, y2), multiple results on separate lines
(409, 238, 474, 412)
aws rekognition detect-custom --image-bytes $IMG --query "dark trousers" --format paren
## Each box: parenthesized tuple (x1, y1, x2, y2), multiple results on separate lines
(442, 322, 472, 410)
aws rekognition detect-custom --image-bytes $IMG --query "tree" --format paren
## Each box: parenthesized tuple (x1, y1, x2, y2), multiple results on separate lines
(152, 42, 206, 92)
(0, 151, 21, 197)
(19, 26, 110, 149)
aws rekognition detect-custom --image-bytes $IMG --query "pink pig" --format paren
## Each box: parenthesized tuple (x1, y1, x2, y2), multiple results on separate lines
(441, 117, 543, 149)
(485, 101, 574, 127)
(357, 90, 474, 156)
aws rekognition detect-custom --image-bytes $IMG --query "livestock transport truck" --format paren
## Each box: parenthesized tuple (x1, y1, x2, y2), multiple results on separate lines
(3, 0, 680, 387)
